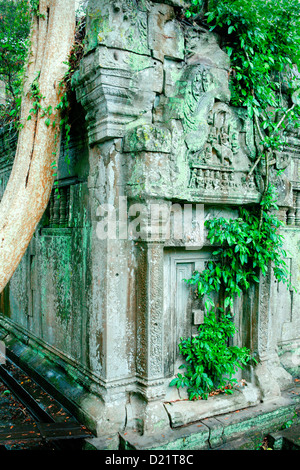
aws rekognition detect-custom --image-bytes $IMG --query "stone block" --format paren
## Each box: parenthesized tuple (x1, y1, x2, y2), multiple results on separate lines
(120, 421, 210, 450)
(152, 0, 191, 7)
(75, 47, 163, 145)
(126, 151, 172, 200)
(192, 309, 204, 325)
(85, 0, 149, 55)
(201, 417, 224, 448)
(123, 124, 172, 153)
(164, 384, 260, 428)
(148, 4, 185, 61)
(163, 58, 185, 97)
(186, 30, 231, 70)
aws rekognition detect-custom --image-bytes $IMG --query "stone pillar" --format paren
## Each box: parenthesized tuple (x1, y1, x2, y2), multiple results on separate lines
(295, 192, 300, 226)
(252, 265, 293, 399)
(133, 240, 170, 433)
(133, 230, 171, 433)
(136, 241, 165, 387)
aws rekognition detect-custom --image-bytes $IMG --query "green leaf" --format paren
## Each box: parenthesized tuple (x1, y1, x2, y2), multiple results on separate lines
(169, 378, 178, 387)
(206, 12, 215, 23)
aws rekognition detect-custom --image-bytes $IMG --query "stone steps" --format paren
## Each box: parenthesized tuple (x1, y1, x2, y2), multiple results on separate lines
(268, 424, 300, 450)
(119, 383, 300, 451)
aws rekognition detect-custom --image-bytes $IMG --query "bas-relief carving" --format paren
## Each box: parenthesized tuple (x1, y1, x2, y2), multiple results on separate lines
(67, 0, 300, 218)
(74, 45, 163, 145)
(0, 1, 299, 447)
(63, 1, 300, 438)
(167, 63, 263, 203)
(79, 2, 293, 206)
(251, 119, 295, 209)
(123, 60, 260, 204)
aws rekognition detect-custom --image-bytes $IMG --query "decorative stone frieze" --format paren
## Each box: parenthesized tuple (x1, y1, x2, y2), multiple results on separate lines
(74, 46, 163, 144)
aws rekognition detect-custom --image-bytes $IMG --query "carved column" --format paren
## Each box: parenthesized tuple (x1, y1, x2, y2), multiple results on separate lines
(252, 265, 293, 399)
(135, 237, 171, 434)
(136, 240, 165, 392)
(295, 191, 300, 226)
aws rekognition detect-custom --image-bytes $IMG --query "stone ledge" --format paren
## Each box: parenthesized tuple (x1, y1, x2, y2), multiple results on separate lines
(0, 320, 108, 436)
(268, 423, 300, 450)
(120, 421, 210, 451)
(119, 383, 300, 450)
(164, 383, 261, 428)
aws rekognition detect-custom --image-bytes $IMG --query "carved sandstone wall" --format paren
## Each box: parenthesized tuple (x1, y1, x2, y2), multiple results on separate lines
(0, 0, 299, 446)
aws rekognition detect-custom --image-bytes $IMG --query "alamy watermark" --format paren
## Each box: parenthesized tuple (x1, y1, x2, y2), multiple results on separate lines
(96, 197, 205, 248)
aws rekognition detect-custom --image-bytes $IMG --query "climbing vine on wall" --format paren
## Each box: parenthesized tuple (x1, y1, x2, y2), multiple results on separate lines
(171, 0, 300, 400)
(25, 1, 85, 197)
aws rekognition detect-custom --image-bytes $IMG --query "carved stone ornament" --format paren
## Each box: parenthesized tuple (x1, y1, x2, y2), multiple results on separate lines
(123, 60, 261, 204)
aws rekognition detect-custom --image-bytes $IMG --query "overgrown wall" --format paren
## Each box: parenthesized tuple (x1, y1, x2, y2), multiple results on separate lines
(0, 0, 299, 445)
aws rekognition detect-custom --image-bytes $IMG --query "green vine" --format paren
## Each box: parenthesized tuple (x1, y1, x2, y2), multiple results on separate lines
(188, 185, 290, 313)
(170, 310, 253, 400)
(170, 0, 300, 400)
(25, 70, 67, 198)
(24, 10, 86, 199)
(171, 186, 286, 400)
(30, 0, 45, 19)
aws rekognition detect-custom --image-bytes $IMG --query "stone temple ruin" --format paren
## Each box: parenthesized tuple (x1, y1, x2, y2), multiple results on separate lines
(0, 0, 299, 450)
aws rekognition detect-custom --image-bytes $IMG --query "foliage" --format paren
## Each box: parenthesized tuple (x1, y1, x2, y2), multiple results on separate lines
(281, 411, 298, 429)
(187, 185, 290, 312)
(170, 0, 300, 400)
(170, 310, 252, 400)
(185, 0, 205, 19)
(185, 0, 300, 155)
(0, 0, 31, 125)
(205, 0, 300, 175)
(171, 186, 284, 400)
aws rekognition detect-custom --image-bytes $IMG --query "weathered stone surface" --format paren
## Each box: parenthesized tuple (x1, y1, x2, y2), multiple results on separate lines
(152, 0, 191, 7)
(120, 383, 300, 450)
(0, 0, 299, 449)
(123, 124, 172, 153)
(120, 421, 211, 450)
(164, 383, 260, 428)
(85, 0, 150, 55)
(163, 58, 185, 97)
(148, 3, 184, 61)
(74, 46, 163, 144)
(124, 59, 260, 204)
(268, 424, 300, 450)
(185, 29, 231, 70)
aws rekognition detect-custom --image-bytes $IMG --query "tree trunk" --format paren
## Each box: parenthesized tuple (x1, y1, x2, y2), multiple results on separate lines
(0, 0, 75, 292)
